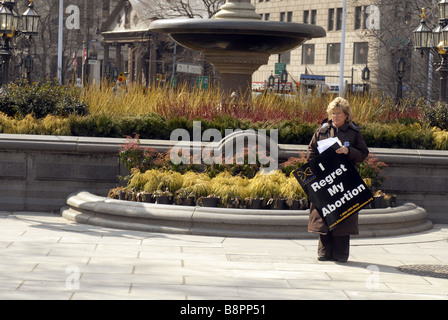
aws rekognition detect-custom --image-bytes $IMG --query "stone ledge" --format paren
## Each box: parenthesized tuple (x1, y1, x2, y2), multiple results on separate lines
(61, 191, 433, 239)
(1, 133, 448, 166)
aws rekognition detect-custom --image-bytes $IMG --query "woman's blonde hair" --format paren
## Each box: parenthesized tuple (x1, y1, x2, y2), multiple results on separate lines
(326, 97, 353, 124)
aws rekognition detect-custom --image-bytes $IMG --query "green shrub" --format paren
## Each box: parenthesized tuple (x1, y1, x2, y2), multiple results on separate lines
(0, 109, 446, 150)
(68, 114, 116, 137)
(276, 120, 317, 145)
(121, 113, 170, 139)
(420, 101, 448, 130)
(0, 79, 87, 119)
(360, 123, 435, 149)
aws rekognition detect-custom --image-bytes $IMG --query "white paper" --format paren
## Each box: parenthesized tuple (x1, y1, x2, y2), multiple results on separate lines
(317, 137, 342, 154)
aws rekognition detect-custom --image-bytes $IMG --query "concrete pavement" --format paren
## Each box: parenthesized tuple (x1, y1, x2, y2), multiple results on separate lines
(0, 211, 447, 300)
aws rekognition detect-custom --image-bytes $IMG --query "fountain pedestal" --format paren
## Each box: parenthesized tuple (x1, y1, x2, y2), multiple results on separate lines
(206, 51, 270, 95)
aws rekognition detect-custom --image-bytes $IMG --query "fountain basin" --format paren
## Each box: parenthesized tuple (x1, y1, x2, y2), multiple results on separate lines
(149, 18, 325, 94)
(149, 19, 326, 53)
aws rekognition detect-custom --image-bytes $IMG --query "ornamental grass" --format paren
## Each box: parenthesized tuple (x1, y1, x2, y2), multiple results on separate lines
(1, 79, 447, 150)
(81, 82, 422, 124)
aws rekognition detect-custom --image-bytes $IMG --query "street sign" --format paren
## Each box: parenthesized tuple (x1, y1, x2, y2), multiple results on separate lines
(177, 62, 203, 75)
(300, 74, 325, 85)
(196, 76, 209, 89)
(118, 73, 126, 84)
(275, 63, 286, 75)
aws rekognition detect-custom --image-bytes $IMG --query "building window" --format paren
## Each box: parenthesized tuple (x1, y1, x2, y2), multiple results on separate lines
(327, 43, 341, 64)
(311, 10, 317, 25)
(303, 10, 309, 24)
(364, 7, 369, 29)
(355, 6, 362, 30)
(279, 51, 291, 64)
(281, 12, 292, 22)
(336, 8, 343, 30)
(302, 44, 315, 65)
(328, 8, 334, 31)
(353, 42, 368, 64)
(264, 13, 270, 21)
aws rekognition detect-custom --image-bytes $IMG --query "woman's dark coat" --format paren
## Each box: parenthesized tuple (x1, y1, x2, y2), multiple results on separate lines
(307, 119, 369, 236)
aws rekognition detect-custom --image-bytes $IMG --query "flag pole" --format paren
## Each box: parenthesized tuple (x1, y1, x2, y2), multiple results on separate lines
(82, 42, 86, 87)
(339, 0, 347, 97)
(57, 0, 63, 84)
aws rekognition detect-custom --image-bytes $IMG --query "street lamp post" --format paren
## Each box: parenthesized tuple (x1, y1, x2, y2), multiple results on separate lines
(413, 3, 448, 101)
(0, 0, 40, 85)
(104, 61, 111, 81)
(268, 72, 275, 93)
(361, 65, 370, 94)
(280, 69, 288, 95)
(24, 54, 33, 81)
(396, 58, 405, 105)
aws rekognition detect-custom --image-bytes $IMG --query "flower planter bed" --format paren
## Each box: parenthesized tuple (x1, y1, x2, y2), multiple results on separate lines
(1, 133, 447, 223)
(111, 190, 310, 211)
(62, 191, 433, 239)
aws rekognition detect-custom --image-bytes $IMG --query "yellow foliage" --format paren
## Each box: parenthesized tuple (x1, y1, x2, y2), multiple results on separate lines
(210, 174, 250, 203)
(142, 169, 165, 193)
(184, 181, 212, 198)
(246, 173, 282, 199)
(157, 171, 184, 192)
(127, 170, 146, 191)
(280, 175, 306, 199)
(42, 115, 71, 136)
(0, 113, 70, 135)
(432, 127, 448, 150)
(125, 167, 308, 203)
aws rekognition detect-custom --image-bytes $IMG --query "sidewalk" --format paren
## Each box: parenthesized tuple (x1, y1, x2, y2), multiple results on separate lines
(0, 211, 447, 300)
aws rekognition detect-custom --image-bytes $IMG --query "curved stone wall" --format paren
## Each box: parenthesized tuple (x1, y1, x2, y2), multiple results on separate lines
(0, 133, 447, 223)
(61, 191, 433, 239)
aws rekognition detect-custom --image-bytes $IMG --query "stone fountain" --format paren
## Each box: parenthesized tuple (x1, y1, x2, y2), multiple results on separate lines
(148, 0, 326, 95)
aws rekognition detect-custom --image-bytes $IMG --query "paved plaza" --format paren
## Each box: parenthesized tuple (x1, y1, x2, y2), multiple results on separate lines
(0, 211, 447, 300)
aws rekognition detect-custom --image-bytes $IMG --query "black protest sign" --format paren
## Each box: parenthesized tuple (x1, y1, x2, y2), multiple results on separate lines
(293, 144, 373, 230)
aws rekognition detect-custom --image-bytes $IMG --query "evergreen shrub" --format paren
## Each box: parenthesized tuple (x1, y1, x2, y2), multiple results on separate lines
(420, 101, 448, 130)
(0, 79, 87, 119)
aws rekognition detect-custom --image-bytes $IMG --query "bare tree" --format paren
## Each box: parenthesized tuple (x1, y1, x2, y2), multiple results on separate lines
(14, 0, 223, 83)
(8, 0, 104, 83)
(149, 0, 224, 19)
(355, 0, 440, 100)
(143, 0, 224, 86)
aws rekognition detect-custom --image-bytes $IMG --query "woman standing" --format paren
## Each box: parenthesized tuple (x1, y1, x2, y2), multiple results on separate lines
(307, 97, 369, 262)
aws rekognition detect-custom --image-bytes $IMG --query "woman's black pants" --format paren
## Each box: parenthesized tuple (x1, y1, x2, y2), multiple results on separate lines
(318, 231, 350, 261)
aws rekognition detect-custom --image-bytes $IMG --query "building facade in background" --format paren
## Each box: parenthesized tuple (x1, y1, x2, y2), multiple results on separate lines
(26, 0, 207, 87)
(16, 0, 435, 99)
(251, 0, 430, 99)
(251, 0, 379, 93)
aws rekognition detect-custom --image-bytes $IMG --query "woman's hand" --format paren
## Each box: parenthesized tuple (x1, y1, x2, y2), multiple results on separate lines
(335, 146, 350, 155)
